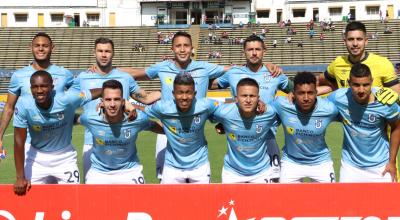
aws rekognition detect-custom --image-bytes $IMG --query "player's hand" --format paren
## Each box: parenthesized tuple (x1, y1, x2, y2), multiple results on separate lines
(286, 92, 294, 103)
(265, 63, 282, 77)
(87, 64, 99, 73)
(96, 102, 105, 113)
(256, 100, 266, 115)
(375, 87, 399, 105)
(14, 177, 31, 196)
(124, 101, 137, 121)
(215, 123, 225, 134)
(382, 162, 397, 182)
(0, 145, 7, 162)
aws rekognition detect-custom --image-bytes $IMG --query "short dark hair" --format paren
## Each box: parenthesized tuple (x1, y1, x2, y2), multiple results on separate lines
(345, 21, 367, 35)
(173, 73, 195, 88)
(243, 34, 266, 49)
(32, 32, 52, 44)
(172, 31, 192, 46)
(30, 70, 53, 84)
(350, 63, 371, 78)
(95, 37, 114, 51)
(293, 72, 317, 89)
(102, 79, 123, 96)
(237, 77, 259, 91)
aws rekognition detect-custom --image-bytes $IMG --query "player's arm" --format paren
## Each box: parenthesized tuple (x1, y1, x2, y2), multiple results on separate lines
(0, 93, 18, 149)
(131, 89, 161, 105)
(133, 104, 145, 112)
(383, 119, 400, 182)
(149, 120, 164, 134)
(208, 78, 222, 90)
(118, 67, 150, 81)
(317, 72, 337, 95)
(13, 127, 31, 195)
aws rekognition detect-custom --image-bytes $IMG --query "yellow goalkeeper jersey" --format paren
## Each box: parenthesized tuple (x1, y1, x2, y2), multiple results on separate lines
(324, 52, 399, 88)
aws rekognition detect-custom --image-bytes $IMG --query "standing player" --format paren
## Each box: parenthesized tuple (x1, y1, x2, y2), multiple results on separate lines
(0, 33, 73, 153)
(318, 21, 399, 103)
(136, 74, 219, 184)
(13, 71, 102, 195)
(273, 72, 338, 183)
(209, 35, 293, 182)
(72, 37, 161, 178)
(211, 78, 278, 183)
(79, 80, 163, 184)
(328, 63, 400, 182)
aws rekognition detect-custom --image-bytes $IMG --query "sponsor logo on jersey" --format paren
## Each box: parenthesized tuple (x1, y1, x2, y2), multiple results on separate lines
(32, 125, 42, 132)
(165, 77, 173, 85)
(95, 138, 105, 145)
(168, 126, 177, 134)
(229, 132, 236, 141)
(286, 126, 295, 135)
(57, 112, 64, 120)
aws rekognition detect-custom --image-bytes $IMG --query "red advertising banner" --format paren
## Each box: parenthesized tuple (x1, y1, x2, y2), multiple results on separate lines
(0, 183, 400, 220)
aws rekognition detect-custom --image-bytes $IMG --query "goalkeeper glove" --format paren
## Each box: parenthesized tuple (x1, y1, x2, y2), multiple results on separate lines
(375, 87, 399, 105)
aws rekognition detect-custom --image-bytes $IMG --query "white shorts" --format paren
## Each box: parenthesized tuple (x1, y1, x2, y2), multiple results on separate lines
(266, 138, 281, 180)
(280, 160, 335, 183)
(82, 144, 93, 179)
(339, 160, 392, 183)
(161, 162, 210, 184)
(25, 145, 80, 184)
(85, 165, 145, 184)
(155, 134, 167, 179)
(222, 166, 276, 183)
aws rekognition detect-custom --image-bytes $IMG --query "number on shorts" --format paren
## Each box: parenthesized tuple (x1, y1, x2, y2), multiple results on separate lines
(64, 170, 80, 183)
(132, 176, 145, 184)
(269, 154, 280, 167)
(329, 172, 335, 183)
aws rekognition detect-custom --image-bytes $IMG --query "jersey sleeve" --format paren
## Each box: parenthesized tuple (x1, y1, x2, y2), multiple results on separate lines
(380, 59, 399, 87)
(64, 69, 74, 89)
(145, 61, 165, 79)
(324, 60, 337, 83)
(8, 73, 21, 96)
(216, 72, 230, 89)
(327, 90, 338, 104)
(79, 112, 88, 127)
(69, 72, 83, 92)
(277, 74, 290, 92)
(144, 102, 162, 119)
(13, 101, 28, 128)
(128, 77, 142, 95)
(385, 103, 400, 122)
(204, 62, 225, 79)
(64, 89, 92, 108)
(137, 111, 154, 131)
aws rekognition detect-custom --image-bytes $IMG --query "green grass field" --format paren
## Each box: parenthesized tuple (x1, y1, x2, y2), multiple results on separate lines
(0, 122, 346, 184)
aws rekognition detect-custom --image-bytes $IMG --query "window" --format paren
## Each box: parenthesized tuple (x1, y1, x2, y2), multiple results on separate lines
(366, 6, 379, 15)
(257, 10, 270, 18)
(87, 13, 99, 22)
(51, 14, 64, 22)
(14, 14, 28, 22)
(292, 9, 306, 18)
(329, 7, 342, 16)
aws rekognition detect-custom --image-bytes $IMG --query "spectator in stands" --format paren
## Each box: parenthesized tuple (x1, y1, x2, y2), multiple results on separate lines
(395, 63, 400, 76)
(286, 19, 292, 26)
(239, 38, 244, 45)
(226, 15, 232, 23)
(319, 33, 325, 42)
(279, 20, 285, 29)
(347, 12, 352, 22)
(285, 36, 292, 44)
(309, 29, 315, 39)
(297, 40, 303, 47)
(261, 27, 267, 37)
(208, 32, 213, 42)
(384, 26, 392, 34)
(132, 43, 139, 52)
(273, 39, 277, 48)
(221, 31, 229, 39)
(138, 44, 144, 53)
(239, 21, 244, 28)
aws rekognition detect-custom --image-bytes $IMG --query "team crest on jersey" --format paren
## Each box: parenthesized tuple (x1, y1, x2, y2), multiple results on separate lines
(229, 133, 236, 141)
(124, 129, 131, 139)
(57, 112, 64, 120)
(315, 119, 322, 129)
(368, 114, 376, 123)
(193, 115, 201, 124)
(95, 138, 105, 145)
(255, 124, 263, 133)
(32, 125, 42, 132)
(264, 74, 272, 82)
(286, 126, 295, 135)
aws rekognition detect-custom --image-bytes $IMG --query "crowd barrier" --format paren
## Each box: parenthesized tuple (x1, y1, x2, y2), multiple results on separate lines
(0, 183, 400, 220)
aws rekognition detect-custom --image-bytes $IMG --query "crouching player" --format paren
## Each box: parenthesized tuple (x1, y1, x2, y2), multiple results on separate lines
(79, 80, 163, 184)
(273, 72, 338, 183)
(13, 71, 102, 195)
(211, 78, 278, 183)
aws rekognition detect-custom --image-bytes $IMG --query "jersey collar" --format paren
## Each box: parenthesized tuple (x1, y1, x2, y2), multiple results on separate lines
(348, 52, 369, 64)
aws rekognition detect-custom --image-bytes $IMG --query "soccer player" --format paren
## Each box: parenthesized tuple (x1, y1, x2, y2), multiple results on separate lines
(136, 73, 219, 184)
(72, 37, 161, 178)
(0, 32, 73, 153)
(211, 78, 278, 183)
(318, 21, 400, 103)
(209, 35, 293, 182)
(273, 72, 338, 183)
(79, 80, 163, 184)
(13, 71, 102, 195)
(328, 63, 400, 182)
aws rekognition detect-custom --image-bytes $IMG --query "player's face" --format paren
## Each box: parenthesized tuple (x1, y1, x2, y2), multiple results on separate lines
(31, 36, 53, 62)
(243, 41, 265, 66)
(236, 85, 259, 114)
(294, 83, 317, 113)
(349, 75, 373, 104)
(171, 36, 193, 64)
(95, 43, 114, 69)
(173, 84, 196, 112)
(30, 76, 54, 105)
(102, 88, 124, 118)
(344, 30, 368, 59)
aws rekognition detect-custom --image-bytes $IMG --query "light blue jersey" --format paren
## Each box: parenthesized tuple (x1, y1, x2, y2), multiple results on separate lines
(9, 64, 73, 97)
(13, 90, 91, 152)
(71, 68, 141, 145)
(80, 109, 153, 172)
(145, 60, 224, 100)
(210, 103, 277, 176)
(144, 98, 220, 169)
(328, 88, 400, 168)
(273, 96, 338, 165)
